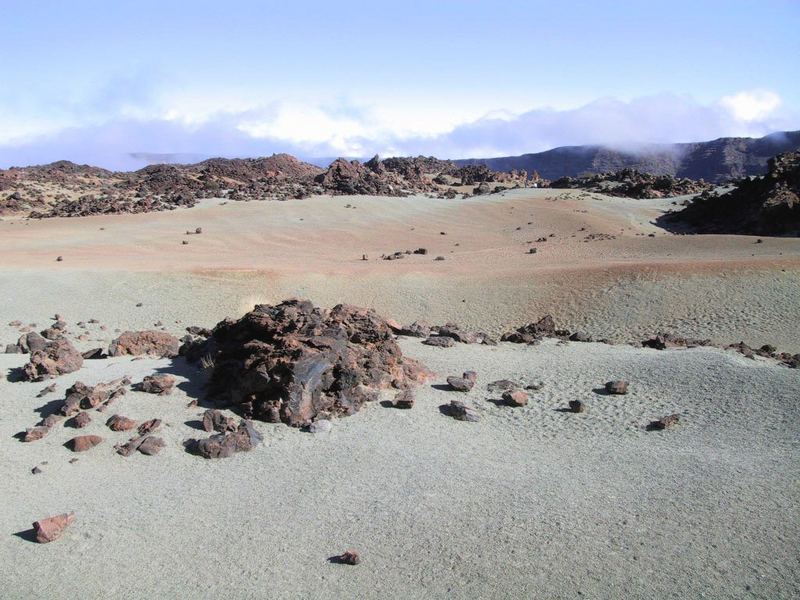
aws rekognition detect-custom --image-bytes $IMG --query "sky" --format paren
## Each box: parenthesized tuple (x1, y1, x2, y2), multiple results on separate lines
(0, 0, 798, 169)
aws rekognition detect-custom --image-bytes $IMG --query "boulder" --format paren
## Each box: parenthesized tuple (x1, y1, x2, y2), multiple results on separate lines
(393, 388, 414, 409)
(23, 426, 50, 442)
(71, 412, 92, 428)
(202, 409, 237, 433)
(501, 315, 558, 344)
(445, 400, 480, 422)
(32, 512, 75, 543)
(108, 330, 180, 358)
(18, 331, 47, 354)
(23, 338, 83, 381)
(138, 436, 166, 455)
(137, 419, 162, 436)
(447, 373, 476, 392)
(183, 300, 429, 427)
(422, 336, 455, 348)
(106, 415, 137, 431)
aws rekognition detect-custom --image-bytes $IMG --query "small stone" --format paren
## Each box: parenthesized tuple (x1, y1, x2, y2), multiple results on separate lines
(39, 414, 63, 428)
(32, 512, 75, 543)
(23, 426, 50, 442)
(337, 550, 361, 565)
(487, 379, 518, 392)
(31, 466, 42, 475)
(447, 375, 475, 392)
(605, 380, 629, 395)
(393, 389, 414, 409)
(139, 374, 176, 395)
(137, 419, 162, 436)
(503, 390, 528, 407)
(56, 256, 63, 262)
(309, 419, 333, 433)
(447, 400, 480, 422)
(202, 409, 237, 433)
(648, 414, 680, 430)
(106, 415, 137, 431)
(568, 400, 585, 413)
(138, 436, 166, 455)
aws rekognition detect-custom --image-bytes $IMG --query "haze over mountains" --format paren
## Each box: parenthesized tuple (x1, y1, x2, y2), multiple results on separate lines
(456, 130, 800, 183)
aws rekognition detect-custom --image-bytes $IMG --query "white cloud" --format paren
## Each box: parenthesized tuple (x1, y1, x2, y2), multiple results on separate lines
(719, 89, 782, 122)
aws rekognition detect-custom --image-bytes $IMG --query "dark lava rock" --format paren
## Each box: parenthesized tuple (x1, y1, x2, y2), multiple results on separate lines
(182, 299, 429, 427)
(647, 414, 680, 431)
(444, 400, 480, 422)
(503, 390, 528, 407)
(335, 550, 361, 565)
(139, 374, 176, 395)
(422, 336, 455, 348)
(393, 388, 415, 409)
(501, 315, 559, 344)
(67, 435, 103, 452)
(106, 414, 137, 431)
(71, 412, 92, 428)
(202, 409, 238, 433)
(447, 372, 476, 392)
(568, 400, 586, 413)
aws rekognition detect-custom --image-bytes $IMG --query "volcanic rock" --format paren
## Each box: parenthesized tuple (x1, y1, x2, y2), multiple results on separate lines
(422, 336, 455, 348)
(202, 409, 237, 433)
(568, 400, 586, 413)
(71, 412, 92, 428)
(139, 374, 176, 395)
(393, 388, 414, 409)
(503, 389, 528, 407)
(22, 338, 83, 381)
(335, 550, 361, 565)
(138, 436, 166, 455)
(106, 414, 137, 431)
(445, 400, 480, 422)
(108, 330, 180, 358)
(447, 373, 476, 392)
(308, 419, 333, 433)
(189, 419, 263, 458)
(647, 414, 680, 430)
(183, 299, 429, 427)
(32, 512, 75, 543)
(501, 315, 558, 343)
(23, 426, 50, 442)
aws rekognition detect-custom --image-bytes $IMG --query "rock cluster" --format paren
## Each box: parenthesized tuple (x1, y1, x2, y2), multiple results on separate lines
(109, 330, 180, 358)
(22, 337, 83, 381)
(188, 420, 262, 459)
(181, 299, 429, 427)
(550, 168, 713, 199)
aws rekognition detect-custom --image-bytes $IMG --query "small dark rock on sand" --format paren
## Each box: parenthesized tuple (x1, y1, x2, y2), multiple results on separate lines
(605, 380, 629, 394)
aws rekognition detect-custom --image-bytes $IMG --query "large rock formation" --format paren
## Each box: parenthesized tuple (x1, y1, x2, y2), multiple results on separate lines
(549, 168, 713, 199)
(181, 299, 429, 427)
(23, 338, 83, 381)
(662, 150, 800, 235)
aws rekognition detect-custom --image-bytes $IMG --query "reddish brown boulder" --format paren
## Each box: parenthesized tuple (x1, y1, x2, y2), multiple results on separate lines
(60, 378, 129, 415)
(445, 400, 480, 422)
(32, 512, 75, 543)
(67, 435, 103, 452)
(447, 373, 476, 392)
(106, 414, 137, 431)
(422, 336, 455, 348)
(23, 338, 83, 381)
(501, 315, 557, 344)
(182, 300, 429, 427)
(503, 390, 529, 407)
(108, 330, 180, 358)
(39, 414, 63, 428)
(139, 374, 176, 395)
(138, 436, 166, 455)
(202, 409, 237, 433)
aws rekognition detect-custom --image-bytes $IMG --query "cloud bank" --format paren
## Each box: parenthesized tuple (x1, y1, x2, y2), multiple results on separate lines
(0, 90, 796, 170)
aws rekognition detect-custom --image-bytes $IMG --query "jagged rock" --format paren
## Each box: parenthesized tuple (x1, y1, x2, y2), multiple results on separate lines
(39, 414, 63, 428)
(486, 379, 519, 392)
(389, 320, 431, 338)
(647, 414, 680, 430)
(67, 435, 103, 452)
(569, 331, 592, 342)
(445, 400, 480, 422)
(106, 414, 137, 431)
(551, 168, 713, 199)
(22, 337, 83, 381)
(36, 383, 57, 398)
(503, 390, 528, 407)
(139, 374, 176, 395)
(642, 333, 711, 349)
(108, 330, 179, 358)
(436, 325, 477, 344)
(189, 420, 263, 458)
(61, 378, 128, 415)
(183, 300, 429, 427)
(4, 343, 21, 353)
(605, 380, 629, 395)
(32, 512, 75, 543)
(81, 347, 106, 359)
(19, 332, 48, 354)
(422, 336, 455, 348)
(202, 409, 237, 433)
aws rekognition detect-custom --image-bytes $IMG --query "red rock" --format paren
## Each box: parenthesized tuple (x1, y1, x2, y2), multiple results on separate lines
(202, 409, 237, 433)
(32, 512, 75, 543)
(447, 375, 475, 392)
(68, 435, 103, 452)
(393, 388, 414, 409)
(39, 414, 63, 428)
(648, 414, 680, 430)
(137, 418, 162, 436)
(108, 330, 179, 358)
(190, 420, 262, 458)
(137, 436, 165, 455)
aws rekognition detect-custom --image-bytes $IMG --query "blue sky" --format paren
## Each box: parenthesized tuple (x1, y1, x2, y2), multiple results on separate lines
(1, 0, 798, 168)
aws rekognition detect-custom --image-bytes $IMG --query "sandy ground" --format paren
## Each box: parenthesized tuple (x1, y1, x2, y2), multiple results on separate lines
(1, 338, 798, 599)
(1, 189, 799, 598)
(1, 189, 799, 351)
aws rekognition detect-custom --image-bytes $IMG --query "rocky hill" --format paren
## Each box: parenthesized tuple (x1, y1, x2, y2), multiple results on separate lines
(660, 150, 800, 235)
(549, 169, 714, 199)
(456, 130, 800, 183)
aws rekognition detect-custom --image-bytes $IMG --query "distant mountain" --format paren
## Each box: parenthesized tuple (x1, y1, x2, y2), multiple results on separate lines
(454, 131, 800, 183)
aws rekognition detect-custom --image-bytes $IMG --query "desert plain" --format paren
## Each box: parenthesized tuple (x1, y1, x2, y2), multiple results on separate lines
(1, 188, 799, 599)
